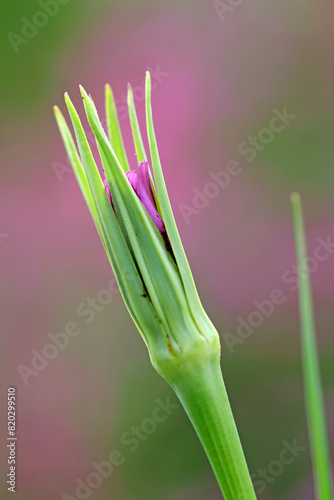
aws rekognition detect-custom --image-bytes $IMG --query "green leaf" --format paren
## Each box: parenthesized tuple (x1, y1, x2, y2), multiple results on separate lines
(145, 72, 218, 343)
(290, 192, 334, 500)
(127, 83, 148, 164)
(105, 84, 130, 172)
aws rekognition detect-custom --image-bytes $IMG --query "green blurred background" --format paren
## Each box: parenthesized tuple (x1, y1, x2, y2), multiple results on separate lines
(1, 1, 333, 499)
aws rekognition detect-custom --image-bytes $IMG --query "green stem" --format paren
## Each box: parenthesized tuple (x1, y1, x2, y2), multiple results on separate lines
(168, 352, 256, 500)
(291, 193, 333, 500)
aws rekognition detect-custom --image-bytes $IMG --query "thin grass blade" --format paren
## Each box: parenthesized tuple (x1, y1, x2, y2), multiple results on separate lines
(291, 192, 333, 500)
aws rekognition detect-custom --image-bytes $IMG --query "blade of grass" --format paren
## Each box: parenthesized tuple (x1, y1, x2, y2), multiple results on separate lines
(290, 192, 333, 500)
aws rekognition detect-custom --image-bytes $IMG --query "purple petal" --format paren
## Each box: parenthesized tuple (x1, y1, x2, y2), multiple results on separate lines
(137, 161, 165, 233)
(125, 170, 139, 196)
(104, 165, 166, 237)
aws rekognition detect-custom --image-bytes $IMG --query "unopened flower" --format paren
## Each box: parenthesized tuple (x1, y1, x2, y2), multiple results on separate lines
(54, 72, 256, 500)
(54, 73, 220, 377)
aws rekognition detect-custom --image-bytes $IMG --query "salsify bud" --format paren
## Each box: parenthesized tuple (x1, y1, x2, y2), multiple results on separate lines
(53, 73, 220, 379)
(53, 72, 256, 500)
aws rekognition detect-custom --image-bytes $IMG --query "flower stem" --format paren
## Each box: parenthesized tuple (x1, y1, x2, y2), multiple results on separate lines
(167, 349, 256, 500)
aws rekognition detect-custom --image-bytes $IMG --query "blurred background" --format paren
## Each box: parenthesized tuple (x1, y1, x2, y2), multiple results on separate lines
(1, 0, 334, 499)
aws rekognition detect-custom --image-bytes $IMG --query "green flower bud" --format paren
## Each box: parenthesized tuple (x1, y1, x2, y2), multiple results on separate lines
(54, 73, 256, 500)
(54, 73, 220, 381)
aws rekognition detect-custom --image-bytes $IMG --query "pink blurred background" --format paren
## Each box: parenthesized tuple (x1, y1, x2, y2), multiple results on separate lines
(1, 1, 334, 499)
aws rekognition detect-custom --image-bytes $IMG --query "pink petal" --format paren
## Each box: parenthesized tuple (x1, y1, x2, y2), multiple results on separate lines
(137, 162, 165, 233)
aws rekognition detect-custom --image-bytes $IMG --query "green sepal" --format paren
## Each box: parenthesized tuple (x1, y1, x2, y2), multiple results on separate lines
(127, 83, 148, 164)
(105, 84, 130, 172)
(126, 82, 161, 211)
(53, 106, 103, 242)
